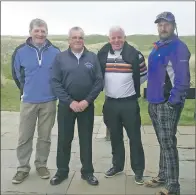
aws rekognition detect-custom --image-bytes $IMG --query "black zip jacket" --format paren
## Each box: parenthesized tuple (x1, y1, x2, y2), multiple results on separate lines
(97, 41, 141, 98)
(51, 47, 103, 105)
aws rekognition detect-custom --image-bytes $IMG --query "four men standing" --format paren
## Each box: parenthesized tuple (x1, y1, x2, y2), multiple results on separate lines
(11, 11, 190, 194)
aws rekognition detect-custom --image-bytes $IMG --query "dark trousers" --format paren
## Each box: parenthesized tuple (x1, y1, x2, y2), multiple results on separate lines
(56, 102, 94, 176)
(148, 102, 183, 193)
(103, 97, 145, 175)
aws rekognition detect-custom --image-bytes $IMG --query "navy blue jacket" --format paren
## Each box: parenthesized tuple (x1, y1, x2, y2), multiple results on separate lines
(51, 47, 103, 105)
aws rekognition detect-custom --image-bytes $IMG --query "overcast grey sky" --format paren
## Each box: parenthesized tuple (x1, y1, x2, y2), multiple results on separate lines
(1, 1, 195, 36)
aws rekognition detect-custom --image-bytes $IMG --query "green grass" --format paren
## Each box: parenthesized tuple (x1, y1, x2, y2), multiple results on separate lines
(1, 81, 21, 111)
(1, 81, 195, 125)
(1, 34, 195, 125)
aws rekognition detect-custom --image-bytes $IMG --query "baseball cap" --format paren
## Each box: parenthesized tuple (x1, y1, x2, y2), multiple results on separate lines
(154, 11, 175, 23)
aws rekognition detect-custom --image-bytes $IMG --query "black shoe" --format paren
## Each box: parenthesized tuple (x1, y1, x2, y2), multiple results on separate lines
(104, 167, 123, 178)
(81, 174, 99, 185)
(50, 173, 68, 185)
(135, 175, 144, 185)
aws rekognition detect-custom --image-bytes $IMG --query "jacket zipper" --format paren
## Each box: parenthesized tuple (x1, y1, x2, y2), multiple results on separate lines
(28, 45, 51, 66)
(73, 55, 80, 65)
(34, 48, 42, 66)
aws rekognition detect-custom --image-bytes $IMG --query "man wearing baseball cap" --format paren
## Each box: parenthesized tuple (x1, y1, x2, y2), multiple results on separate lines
(145, 12, 191, 195)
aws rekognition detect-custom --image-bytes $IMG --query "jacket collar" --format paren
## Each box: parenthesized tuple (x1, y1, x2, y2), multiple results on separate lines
(26, 37, 52, 49)
(153, 34, 178, 49)
(98, 41, 130, 55)
(68, 46, 89, 56)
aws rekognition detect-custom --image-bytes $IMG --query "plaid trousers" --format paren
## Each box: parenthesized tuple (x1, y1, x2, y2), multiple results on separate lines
(148, 102, 183, 193)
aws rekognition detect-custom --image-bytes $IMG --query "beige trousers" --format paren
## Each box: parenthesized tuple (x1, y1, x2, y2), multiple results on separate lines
(16, 101, 56, 172)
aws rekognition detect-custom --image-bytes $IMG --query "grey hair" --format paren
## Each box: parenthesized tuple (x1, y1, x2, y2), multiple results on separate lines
(68, 26, 85, 38)
(109, 26, 125, 37)
(29, 18, 48, 33)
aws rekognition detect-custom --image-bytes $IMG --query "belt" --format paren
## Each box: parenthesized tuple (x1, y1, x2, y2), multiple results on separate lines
(106, 94, 137, 101)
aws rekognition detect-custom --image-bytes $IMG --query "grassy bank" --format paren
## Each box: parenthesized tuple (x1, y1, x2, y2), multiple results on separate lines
(1, 80, 195, 125)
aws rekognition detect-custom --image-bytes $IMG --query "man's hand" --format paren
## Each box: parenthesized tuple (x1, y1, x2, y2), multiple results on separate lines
(78, 100, 89, 112)
(70, 101, 81, 112)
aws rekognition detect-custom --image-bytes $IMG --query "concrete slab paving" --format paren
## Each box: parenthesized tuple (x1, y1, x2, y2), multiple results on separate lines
(143, 125, 156, 134)
(126, 176, 195, 195)
(143, 126, 181, 137)
(46, 151, 80, 171)
(95, 133, 108, 139)
(140, 125, 145, 134)
(179, 161, 195, 180)
(92, 139, 114, 157)
(93, 157, 113, 173)
(1, 132, 8, 136)
(97, 124, 109, 135)
(1, 167, 74, 195)
(1, 134, 18, 150)
(93, 116, 103, 124)
(126, 145, 195, 179)
(178, 126, 195, 135)
(46, 171, 75, 195)
(66, 172, 126, 194)
(1, 150, 18, 168)
(1, 111, 195, 195)
(179, 178, 196, 194)
(126, 145, 159, 177)
(1, 134, 80, 152)
(178, 148, 195, 161)
(126, 176, 161, 194)
(141, 133, 160, 146)
(177, 135, 195, 148)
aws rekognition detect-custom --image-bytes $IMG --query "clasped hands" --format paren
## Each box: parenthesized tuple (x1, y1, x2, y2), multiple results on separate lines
(70, 100, 89, 112)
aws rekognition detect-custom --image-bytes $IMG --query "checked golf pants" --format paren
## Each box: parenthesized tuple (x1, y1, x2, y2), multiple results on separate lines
(148, 102, 183, 193)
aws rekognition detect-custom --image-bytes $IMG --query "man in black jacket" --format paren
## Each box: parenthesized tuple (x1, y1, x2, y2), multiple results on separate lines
(50, 26, 103, 186)
(97, 26, 147, 185)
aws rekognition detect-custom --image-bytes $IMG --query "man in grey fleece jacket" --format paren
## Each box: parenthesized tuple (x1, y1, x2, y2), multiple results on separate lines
(50, 26, 103, 186)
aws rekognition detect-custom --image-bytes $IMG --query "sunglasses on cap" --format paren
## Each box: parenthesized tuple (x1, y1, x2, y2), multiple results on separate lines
(154, 12, 175, 23)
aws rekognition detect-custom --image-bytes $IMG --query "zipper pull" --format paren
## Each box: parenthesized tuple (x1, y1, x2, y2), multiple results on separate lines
(39, 60, 41, 66)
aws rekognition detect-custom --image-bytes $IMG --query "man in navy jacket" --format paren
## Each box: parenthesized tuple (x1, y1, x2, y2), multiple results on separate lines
(50, 26, 103, 186)
(145, 12, 191, 195)
(11, 18, 60, 184)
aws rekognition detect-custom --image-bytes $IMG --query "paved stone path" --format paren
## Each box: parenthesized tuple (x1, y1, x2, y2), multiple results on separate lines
(1, 111, 195, 195)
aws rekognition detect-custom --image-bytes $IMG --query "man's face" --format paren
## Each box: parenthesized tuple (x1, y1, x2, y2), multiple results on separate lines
(109, 31, 125, 50)
(157, 20, 175, 40)
(68, 30, 84, 52)
(30, 25, 47, 45)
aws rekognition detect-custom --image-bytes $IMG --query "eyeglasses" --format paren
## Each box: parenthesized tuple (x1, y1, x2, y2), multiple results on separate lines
(71, 36, 84, 40)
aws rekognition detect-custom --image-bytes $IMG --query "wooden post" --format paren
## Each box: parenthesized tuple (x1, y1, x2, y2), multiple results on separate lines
(104, 95, 111, 141)
(105, 127, 110, 141)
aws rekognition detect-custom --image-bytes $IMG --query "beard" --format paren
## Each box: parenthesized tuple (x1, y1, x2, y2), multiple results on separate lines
(159, 32, 174, 41)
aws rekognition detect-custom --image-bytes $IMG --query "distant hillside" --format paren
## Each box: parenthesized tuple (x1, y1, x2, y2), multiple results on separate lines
(1, 34, 195, 53)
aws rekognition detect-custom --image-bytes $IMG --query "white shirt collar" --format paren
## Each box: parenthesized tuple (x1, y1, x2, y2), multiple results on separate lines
(72, 48, 84, 59)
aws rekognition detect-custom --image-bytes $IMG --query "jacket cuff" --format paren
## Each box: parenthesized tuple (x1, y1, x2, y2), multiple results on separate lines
(85, 97, 92, 105)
